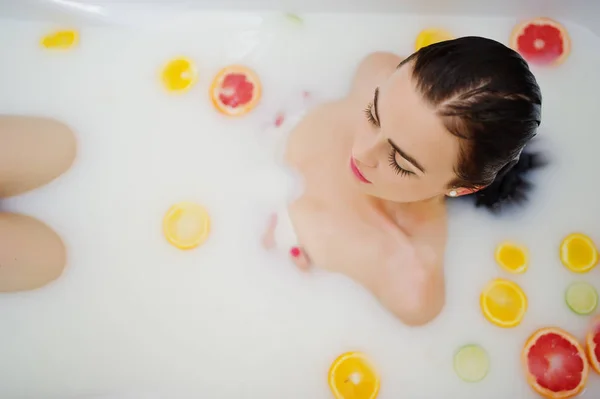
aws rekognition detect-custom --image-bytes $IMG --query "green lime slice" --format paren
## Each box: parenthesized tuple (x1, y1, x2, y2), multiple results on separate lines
(453, 344, 490, 383)
(284, 13, 304, 24)
(565, 281, 598, 315)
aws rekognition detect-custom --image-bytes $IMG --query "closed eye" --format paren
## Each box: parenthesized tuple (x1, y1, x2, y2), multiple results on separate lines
(364, 88, 381, 127)
(364, 103, 379, 126)
(388, 148, 414, 177)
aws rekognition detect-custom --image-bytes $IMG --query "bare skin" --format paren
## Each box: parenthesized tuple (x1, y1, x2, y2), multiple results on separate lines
(263, 52, 472, 326)
(0, 115, 76, 292)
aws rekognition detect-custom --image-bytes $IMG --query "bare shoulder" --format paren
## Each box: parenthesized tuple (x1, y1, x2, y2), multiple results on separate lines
(284, 99, 348, 164)
(375, 210, 448, 326)
(350, 52, 404, 102)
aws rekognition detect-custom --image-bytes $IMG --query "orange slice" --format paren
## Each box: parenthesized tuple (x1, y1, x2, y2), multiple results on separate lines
(210, 65, 261, 117)
(161, 57, 197, 93)
(522, 327, 589, 399)
(586, 314, 600, 375)
(328, 352, 380, 399)
(41, 29, 78, 50)
(480, 278, 527, 328)
(495, 241, 528, 274)
(510, 17, 570, 66)
(414, 28, 453, 51)
(560, 233, 598, 273)
(163, 202, 211, 250)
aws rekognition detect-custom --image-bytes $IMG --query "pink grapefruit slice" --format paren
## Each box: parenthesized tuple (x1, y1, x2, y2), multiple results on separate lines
(209, 65, 261, 117)
(510, 17, 570, 66)
(522, 327, 589, 399)
(586, 314, 600, 375)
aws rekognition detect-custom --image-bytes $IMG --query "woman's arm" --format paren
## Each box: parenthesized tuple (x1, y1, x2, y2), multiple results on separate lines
(373, 215, 447, 326)
(286, 201, 447, 326)
(376, 243, 445, 326)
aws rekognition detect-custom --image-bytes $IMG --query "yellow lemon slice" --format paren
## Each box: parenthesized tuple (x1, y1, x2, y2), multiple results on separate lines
(480, 278, 527, 328)
(163, 202, 211, 250)
(495, 241, 528, 274)
(328, 352, 380, 399)
(41, 29, 79, 50)
(560, 233, 598, 273)
(415, 28, 453, 51)
(161, 57, 197, 92)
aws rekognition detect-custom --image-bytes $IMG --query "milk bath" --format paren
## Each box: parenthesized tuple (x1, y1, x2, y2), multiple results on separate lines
(0, 10, 599, 399)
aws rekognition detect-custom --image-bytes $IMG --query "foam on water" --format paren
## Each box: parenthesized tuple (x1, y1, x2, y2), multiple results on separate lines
(0, 10, 599, 399)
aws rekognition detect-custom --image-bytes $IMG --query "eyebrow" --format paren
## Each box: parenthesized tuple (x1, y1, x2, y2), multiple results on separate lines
(388, 139, 426, 174)
(374, 87, 426, 174)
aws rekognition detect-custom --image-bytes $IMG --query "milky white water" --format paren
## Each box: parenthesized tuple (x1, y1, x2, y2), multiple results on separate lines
(0, 10, 599, 399)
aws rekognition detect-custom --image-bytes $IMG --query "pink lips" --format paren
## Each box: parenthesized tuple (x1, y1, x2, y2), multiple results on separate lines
(350, 157, 371, 184)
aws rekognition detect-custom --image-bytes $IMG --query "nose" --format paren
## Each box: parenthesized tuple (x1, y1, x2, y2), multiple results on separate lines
(353, 133, 381, 168)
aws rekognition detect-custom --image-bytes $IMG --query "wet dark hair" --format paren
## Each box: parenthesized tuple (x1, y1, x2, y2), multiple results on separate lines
(400, 36, 545, 212)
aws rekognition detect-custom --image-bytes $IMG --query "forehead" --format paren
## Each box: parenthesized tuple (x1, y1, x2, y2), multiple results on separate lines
(378, 65, 459, 178)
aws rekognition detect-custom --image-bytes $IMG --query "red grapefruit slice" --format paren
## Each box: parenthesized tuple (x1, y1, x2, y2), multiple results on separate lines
(510, 17, 570, 66)
(522, 327, 589, 399)
(210, 65, 261, 117)
(586, 314, 600, 375)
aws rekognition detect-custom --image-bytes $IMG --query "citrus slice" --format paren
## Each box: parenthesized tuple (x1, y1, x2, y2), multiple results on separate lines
(495, 241, 528, 274)
(510, 17, 571, 66)
(284, 13, 304, 25)
(586, 315, 600, 375)
(328, 352, 380, 399)
(41, 29, 78, 50)
(453, 344, 490, 383)
(415, 28, 453, 51)
(522, 327, 589, 399)
(210, 65, 261, 117)
(161, 57, 197, 93)
(560, 233, 598, 273)
(480, 278, 527, 328)
(565, 282, 598, 315)
(163, 202, 211, 250)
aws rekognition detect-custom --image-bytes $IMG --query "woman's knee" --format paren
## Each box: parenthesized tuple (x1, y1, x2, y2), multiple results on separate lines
(0, 213, 67, 293)
(35, 116, 77, 176)
(0, 115, 77, 197)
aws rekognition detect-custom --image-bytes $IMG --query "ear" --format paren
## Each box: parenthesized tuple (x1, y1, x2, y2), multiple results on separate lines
(448, 187, 482, 197)
(457, 187, 481, 196)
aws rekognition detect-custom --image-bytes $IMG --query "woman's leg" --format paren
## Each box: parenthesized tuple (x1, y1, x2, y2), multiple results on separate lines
(0, 115, 76, 292)
(0, 115, 76, 197)
(0, 213, 66, 292)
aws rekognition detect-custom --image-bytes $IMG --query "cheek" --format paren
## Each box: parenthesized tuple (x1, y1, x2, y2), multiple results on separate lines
(377, 172, 437, 199)
(376, 169, 411, 192)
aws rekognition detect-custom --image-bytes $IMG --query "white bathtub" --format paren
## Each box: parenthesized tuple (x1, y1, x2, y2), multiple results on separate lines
(3, 0, 600, 29)
(0, 1, 599, 398)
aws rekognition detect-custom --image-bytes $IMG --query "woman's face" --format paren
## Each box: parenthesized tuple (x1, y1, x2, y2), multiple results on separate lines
(350, 64, 461, 203)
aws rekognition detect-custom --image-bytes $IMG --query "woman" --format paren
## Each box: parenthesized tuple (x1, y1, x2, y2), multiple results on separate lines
(0, 115, 76, 292)
(263, 36, 543, 326)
